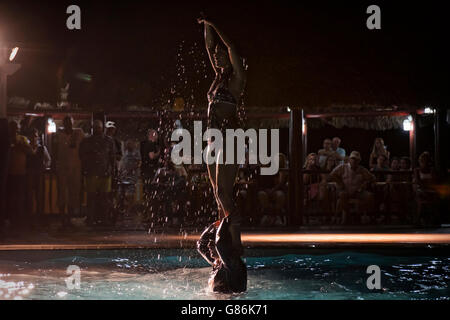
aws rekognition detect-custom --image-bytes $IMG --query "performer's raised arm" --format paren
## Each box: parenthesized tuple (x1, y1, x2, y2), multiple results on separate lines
(198, 18, 219, 75)
(198, 18, 246, 92)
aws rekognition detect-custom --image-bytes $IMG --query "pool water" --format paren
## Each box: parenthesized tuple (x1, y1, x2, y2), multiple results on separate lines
(0, 249, 448, 300)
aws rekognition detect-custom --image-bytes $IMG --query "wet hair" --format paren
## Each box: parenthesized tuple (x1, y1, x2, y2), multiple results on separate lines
(214, 43, 233, 74)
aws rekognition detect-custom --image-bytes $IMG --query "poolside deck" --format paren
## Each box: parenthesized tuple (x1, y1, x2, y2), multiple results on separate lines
(1, 226, 450, 251)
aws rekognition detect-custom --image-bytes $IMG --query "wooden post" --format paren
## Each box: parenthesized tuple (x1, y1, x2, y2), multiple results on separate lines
(409, 113, 417, 169)
(288, 108, 303, 226)
(0, 48, 21, 221)
(299, 109, 305, 225)
(434, 108, 441, 174)
(303, 117, 308, 165)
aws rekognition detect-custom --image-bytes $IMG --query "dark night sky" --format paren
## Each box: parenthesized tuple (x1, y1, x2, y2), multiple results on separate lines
(1, 0, 448, 109)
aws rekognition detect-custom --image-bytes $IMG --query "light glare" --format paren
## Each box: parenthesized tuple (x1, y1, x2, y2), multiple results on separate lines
(9, 47, 19, 61)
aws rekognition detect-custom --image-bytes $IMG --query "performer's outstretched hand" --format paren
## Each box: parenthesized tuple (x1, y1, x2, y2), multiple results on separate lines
(197, 17, 211, 25)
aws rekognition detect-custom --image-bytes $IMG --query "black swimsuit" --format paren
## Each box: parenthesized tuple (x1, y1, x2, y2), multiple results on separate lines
(207, 76, 238, 133)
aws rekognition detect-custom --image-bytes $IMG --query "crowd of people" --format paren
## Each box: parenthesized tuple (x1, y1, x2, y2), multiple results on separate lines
(1, 115, 217, 232)
(302, 136, 441, 225)
(1, 116, 443, 233)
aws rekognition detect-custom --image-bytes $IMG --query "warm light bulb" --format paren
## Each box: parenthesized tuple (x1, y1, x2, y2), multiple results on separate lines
(403, 117, 413, 131)
(9, 47, 19, 61)
(424, 107, 435, 114)
(47, 118, 56, 133)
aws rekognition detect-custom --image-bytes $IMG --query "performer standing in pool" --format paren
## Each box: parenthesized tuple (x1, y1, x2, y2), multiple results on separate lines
(197, 16, 247, 292)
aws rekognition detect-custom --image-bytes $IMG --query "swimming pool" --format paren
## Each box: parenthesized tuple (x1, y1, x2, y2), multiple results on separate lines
(0, 248, 448, 300)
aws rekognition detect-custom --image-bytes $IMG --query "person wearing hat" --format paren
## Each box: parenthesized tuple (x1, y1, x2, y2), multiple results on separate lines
(329, 151, 376, 224)
(105, 121, 122, 164)
(79, 120, 116, 227)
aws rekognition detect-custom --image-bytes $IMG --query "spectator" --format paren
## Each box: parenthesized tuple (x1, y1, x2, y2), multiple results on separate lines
(118, 139, 141, 209)
(369, 138, 390, 169)
(79, 120, 116, 227)
(319, 154, 338, 220)
(26, 128, 51, 227)
(52, 116, 85, 221)
(20, 116, 34, 140)
(413, 152, 439, 225)
(386, 157, 411, 223)
(151, 157, 187, 226)
(371, 154, 390, 182)
(318, 138, 334, 167)
(257, 153, 288, 227)
(236, 149, 259, 226)
(400, 156, 412, 171)
(6, 121, 36, 231)
(105, 121, 123, 177)
(140, 129, 161, 193)
(303, 153, 321, 202)
(329, 151, 376, 224)
(386, 157, 401, 183)
(331, 137, 346, 164)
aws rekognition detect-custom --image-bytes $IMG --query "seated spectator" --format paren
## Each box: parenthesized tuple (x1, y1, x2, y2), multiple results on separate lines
(398, 156, 413, 181)
(257, 153, 288, 227)
(303, 153, 321, 204)
(371, 154, 390, 182)
(369, 138, 390, 169)
(318, 139, 335, 167)
(329, 151, 376, 224)
(331, 137, 346, 164)
(319, 154, 338, 220)
(370, 154, 391, 216)
(400, 157, 411, 171)
(386, 157, 412, 223)
(413, 152, 439, 225)
(386, 157, 401, 183)
(236, 152, 259, 226)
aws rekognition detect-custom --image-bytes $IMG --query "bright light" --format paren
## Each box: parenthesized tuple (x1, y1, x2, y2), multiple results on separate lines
(286, 106, 291, 112)
(9, 47, 19, 61)
(47, 118, 56, 134)
(302, 117, 306, 134)
(403, 115, 413, 131)
(424, 107, 435, 114)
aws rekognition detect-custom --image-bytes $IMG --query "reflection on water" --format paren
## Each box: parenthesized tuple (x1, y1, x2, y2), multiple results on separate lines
(0, 250, 448, 300)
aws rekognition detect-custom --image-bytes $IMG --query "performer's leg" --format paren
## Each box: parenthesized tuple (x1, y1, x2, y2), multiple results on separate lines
(215, 161, 241, 251)
(207, 157, 225, 220)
